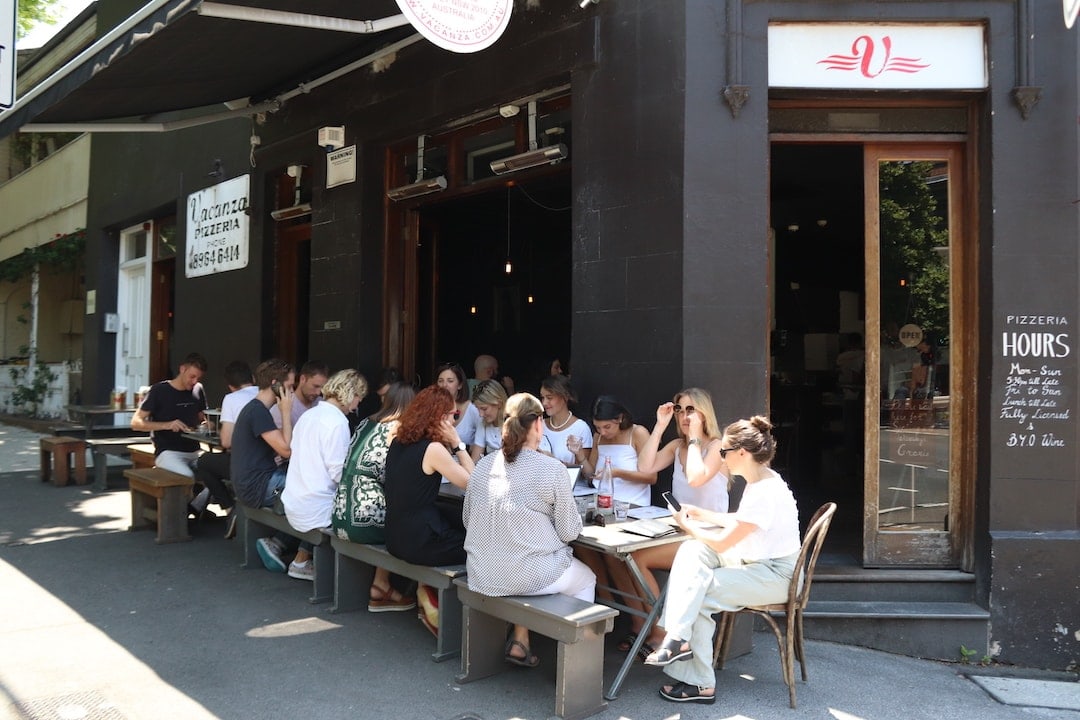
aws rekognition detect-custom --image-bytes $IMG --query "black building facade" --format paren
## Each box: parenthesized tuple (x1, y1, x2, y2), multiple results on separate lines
(4, 0, 1077, 669)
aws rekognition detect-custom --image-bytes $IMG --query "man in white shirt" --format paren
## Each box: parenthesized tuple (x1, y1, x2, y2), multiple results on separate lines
(194, 360, 258, 537)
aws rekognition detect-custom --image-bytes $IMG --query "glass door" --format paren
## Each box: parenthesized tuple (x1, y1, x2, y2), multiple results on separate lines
(864, 144, 970, 567)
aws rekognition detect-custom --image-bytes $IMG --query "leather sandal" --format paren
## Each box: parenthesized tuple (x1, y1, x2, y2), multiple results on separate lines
(659, 681, 716, 704)
(643, 637, 692, 666)
(504, 639, 540, 668)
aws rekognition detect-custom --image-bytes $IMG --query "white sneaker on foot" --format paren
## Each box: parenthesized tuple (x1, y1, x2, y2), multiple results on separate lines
(287, 559, 314, 581)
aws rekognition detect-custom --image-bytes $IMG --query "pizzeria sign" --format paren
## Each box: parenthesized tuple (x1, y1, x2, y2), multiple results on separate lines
(395, 0, 513, 53)
(185, 175, 250, 278)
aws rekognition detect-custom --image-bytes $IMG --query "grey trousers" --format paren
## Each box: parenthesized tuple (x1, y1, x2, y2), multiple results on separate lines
(659, 540, 797, 689)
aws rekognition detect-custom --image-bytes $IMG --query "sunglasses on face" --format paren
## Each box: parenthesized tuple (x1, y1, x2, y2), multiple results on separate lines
(718, 446, 739, 459)
(673, 404, 696, 415)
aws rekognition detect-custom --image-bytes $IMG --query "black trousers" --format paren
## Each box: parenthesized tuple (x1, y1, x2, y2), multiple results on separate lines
(194, 451, 234, 509)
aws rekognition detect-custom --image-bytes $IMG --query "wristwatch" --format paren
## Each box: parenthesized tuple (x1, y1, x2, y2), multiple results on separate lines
(454, 442, 467, 454)
(688, 438, 702, 447)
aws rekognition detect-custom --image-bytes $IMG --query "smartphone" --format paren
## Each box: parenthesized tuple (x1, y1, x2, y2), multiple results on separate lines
(661, 491, 681, 512)
(271, 380, 284, 400)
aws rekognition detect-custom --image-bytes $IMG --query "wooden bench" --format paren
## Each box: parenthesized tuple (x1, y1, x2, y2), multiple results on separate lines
(124, 467, 194, 544)
(88, 438, 153, 491)
(239, 505, 333, 604)
(40, 436, 88, 486)
(455, 578, 619, 720)
(330, 536, 466, 662)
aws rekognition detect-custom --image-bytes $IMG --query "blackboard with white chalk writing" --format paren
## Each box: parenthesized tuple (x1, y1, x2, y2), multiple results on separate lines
(997, 314, 1073, 452)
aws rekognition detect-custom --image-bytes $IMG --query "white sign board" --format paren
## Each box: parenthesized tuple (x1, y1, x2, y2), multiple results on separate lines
(769, 24, 987, 90)
(1, 0, 14, 108)
(326, 145, 356, 189)
(395, 0, 512, 54)
(1067, 0, 1080, 29)
(185, 175, 250, 278)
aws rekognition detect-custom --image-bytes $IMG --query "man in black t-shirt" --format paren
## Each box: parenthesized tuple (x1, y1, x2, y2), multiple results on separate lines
(132, 352, 208, 478)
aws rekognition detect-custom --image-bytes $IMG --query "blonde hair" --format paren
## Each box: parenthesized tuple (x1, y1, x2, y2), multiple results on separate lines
(502, 393, 543, 462)
(322, 369, 368, 406)
(673, 387, 721, 441)
(472, 379, 508, 427)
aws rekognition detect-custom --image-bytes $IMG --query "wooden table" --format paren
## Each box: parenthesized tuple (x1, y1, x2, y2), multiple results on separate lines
(571, 516, 688, 701)
(65, 404, 137, 438)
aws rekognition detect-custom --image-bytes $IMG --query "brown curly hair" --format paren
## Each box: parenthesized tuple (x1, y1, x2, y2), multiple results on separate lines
(395, 385, 454, 445)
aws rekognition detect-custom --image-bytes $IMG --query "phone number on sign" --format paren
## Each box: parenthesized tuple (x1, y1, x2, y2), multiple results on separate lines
(188, 245, 242, 272)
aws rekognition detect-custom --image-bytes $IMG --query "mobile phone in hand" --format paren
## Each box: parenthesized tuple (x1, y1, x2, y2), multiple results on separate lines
(661, 491, 681, 512)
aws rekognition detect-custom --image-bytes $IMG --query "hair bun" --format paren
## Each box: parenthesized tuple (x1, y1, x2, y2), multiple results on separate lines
(750, 415, 773, 433)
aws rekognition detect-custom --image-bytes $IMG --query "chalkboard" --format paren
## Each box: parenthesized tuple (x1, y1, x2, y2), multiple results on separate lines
(997, 314, 1074, 451)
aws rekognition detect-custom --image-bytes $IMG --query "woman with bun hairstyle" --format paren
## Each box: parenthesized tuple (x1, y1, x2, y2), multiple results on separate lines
(463, 393, 595, 667)
(643, 416, 800, 706)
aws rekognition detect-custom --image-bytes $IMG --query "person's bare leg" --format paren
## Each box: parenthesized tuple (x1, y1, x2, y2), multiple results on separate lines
(294, 548, 312, 564)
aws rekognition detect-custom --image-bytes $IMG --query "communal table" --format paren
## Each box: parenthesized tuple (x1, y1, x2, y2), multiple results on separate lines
(65, 404, 137, 438)
(181, 431, 225, 452)
(571, 516, 687, 701)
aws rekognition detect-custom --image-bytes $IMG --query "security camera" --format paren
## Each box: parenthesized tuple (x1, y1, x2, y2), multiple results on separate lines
(318, 126, 346, 152)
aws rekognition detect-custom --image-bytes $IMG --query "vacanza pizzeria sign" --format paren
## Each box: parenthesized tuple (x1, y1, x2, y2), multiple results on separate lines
(185, 175, 250, 278)
(395, 0, 513, 53)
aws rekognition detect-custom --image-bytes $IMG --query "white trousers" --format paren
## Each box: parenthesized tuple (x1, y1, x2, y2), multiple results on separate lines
(531, 558, 597, 602)
(155, 450, 201, 478)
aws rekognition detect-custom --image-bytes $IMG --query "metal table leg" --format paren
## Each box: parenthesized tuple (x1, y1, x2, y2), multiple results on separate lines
(604, 554, 668, 701)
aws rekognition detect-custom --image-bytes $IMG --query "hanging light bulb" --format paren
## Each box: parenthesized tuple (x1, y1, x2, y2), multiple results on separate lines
(470, 305, 477, 314)
(504, 186, 513, 275)
(527, 294, 534, 303)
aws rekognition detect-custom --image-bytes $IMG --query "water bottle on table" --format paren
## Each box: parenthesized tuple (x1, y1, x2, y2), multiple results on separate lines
(597, 457, 615, 517)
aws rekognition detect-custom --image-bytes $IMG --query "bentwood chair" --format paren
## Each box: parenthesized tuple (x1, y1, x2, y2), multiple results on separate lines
(712, 502, 837, 709)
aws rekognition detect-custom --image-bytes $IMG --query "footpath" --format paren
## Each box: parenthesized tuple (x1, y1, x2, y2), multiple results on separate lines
(0, 421, 1076, 720)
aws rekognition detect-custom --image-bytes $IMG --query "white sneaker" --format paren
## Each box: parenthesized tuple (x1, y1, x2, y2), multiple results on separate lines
(287, 559, 314, 581)
(256, 537, 287, 573)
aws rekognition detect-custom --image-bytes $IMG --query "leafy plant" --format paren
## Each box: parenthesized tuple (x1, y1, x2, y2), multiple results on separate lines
(959, 645, 991, 666)
(0, 230, 85, 284)
(8, 360, 57, 416)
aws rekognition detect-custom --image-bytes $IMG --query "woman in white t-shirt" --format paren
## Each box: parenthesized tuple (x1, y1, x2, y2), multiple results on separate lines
(643, 415, 800, 706)
(539, 374, 592, 465)
(469, 379, 507, 460)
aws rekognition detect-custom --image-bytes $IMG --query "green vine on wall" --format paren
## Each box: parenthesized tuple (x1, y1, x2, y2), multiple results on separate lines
(0, 230, 85, 283)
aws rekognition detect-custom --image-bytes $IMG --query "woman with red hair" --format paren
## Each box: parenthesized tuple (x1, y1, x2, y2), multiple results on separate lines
(383, 385, 475, 566)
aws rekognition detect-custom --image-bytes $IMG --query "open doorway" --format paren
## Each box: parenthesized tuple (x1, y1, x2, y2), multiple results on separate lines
(770, 143, 866, 559)
(414, 178, 571, 390)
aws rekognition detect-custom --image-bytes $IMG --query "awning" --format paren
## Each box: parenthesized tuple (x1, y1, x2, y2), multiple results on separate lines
(0, 0, 419, 137)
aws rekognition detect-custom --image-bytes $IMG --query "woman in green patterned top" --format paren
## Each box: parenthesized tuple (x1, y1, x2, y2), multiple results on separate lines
(332, 381, 416, 611)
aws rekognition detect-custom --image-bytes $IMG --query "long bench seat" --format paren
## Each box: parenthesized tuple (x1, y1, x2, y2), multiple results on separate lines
(330, 536, 466, 662)
(454, 578, 619, 720)
(239, 505, 333, 604)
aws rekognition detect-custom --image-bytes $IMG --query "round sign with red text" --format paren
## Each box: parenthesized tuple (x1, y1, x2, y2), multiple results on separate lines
(395, 0, 513, 54)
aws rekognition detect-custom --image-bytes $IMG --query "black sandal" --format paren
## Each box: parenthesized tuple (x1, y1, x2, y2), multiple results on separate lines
(659, 681, 716, 704)
(504, 639, 540, 668)
(643, 637, 693, 666)
(616, 632, 638, 653)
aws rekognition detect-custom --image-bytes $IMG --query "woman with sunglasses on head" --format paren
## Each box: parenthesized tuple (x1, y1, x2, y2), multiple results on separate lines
(463, 393, 596, 668)
(469, 378, 508, 461)
(540, 374, 592, 466)
(643, 416, 799, 705)
(627, 388, 731, 658)
(383, 385, 475, 567)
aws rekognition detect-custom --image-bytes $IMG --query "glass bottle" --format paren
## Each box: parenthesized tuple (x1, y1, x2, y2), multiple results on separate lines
(597, 457, 614, 516)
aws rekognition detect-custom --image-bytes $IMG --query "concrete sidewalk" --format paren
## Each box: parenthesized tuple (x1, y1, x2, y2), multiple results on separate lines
(1, 421, 1076, 720)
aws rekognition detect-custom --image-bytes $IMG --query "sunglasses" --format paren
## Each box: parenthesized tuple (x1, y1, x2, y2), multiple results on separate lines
(673, 404, 696, 415)
(585, 510, 607, 527)
(718, 446, 739, 459)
